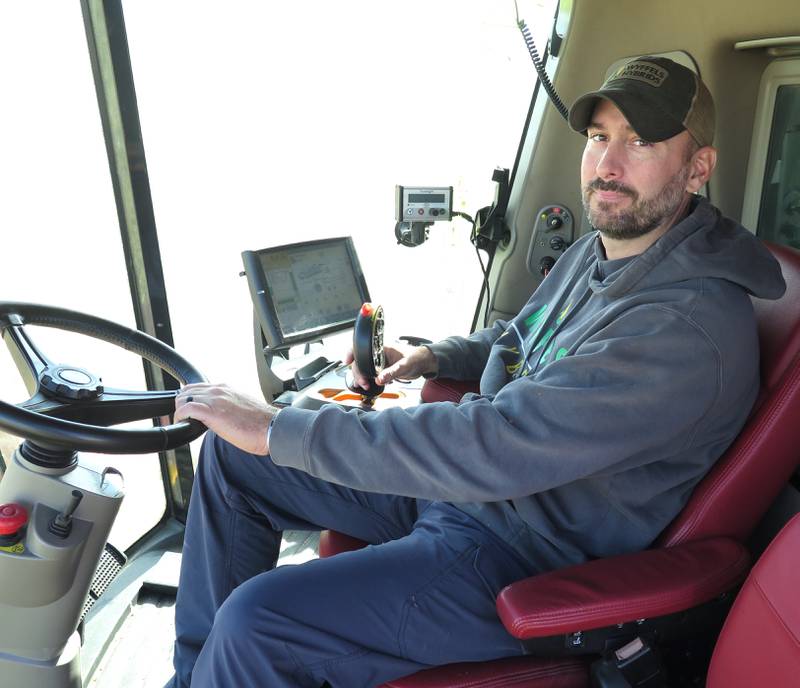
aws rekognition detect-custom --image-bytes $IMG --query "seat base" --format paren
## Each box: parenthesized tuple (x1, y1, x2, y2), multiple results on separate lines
(383, 656, 589, 688)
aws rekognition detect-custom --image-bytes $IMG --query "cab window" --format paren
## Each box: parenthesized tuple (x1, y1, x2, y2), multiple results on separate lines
(0, 3, 163, 550)
(121, 0, 556, 399)
(757, 84, 800, 248)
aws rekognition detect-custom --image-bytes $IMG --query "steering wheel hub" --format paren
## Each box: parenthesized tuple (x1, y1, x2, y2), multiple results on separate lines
(40, 365, 104, 401)
(0, 302, 207, 454)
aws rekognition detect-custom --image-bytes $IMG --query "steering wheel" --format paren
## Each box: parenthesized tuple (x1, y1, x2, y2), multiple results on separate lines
(0, 302, 207, 461)
(346, 302, 385, 399)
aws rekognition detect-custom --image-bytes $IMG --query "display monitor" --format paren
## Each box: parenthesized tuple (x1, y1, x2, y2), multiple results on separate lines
(242, 237, 370, 350)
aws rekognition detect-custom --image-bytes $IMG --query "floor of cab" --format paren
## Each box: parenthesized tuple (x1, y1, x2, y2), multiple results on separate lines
(87, 530, 320, 688)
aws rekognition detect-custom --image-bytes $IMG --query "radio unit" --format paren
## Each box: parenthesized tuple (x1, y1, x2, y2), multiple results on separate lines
(395, 185, 453, 223)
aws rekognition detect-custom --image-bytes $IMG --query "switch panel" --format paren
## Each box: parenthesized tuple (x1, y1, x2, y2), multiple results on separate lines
(526, 204, 575, 277)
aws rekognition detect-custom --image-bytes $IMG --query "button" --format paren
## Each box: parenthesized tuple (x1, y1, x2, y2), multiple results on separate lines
(431, 208, 439, 217)
(417, 208, 424, 215)
(360, 303, 373, 317)
(58, 369, 92, 385)
(0, 503, 28, 535)
(406, 208, 413, 215)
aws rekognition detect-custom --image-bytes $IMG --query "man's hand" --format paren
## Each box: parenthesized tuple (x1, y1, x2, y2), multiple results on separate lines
(175, 383, 277, 456)
(345, 344, 438, 390)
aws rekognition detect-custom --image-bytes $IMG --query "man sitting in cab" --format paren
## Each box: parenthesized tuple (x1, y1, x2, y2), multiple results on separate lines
(165, 56, 786, 688)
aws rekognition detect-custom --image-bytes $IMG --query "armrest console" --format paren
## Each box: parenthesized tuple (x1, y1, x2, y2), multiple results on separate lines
(497, 537, 750, 639)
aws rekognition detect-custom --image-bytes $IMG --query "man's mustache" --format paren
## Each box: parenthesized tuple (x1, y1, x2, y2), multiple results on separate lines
(586, 178, 637, 198)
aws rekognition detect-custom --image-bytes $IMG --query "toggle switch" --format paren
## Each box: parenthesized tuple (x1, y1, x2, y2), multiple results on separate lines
(49, 490, 84, 539)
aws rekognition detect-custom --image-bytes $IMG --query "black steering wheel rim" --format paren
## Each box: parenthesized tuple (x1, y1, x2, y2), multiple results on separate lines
(0, 302, 207, 454)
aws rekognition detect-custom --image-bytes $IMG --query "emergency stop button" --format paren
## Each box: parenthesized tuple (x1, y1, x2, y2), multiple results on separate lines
(0, 503, 28, 536)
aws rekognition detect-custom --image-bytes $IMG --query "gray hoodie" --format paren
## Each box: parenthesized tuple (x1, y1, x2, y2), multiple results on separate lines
(270, 197, 786, 572)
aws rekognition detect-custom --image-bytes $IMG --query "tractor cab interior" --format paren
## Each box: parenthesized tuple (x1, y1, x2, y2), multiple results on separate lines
(0, 1, 799, 687)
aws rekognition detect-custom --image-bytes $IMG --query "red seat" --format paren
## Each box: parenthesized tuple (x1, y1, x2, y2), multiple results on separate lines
(321, 241, 800, 687)
(707, 512, 800, 687)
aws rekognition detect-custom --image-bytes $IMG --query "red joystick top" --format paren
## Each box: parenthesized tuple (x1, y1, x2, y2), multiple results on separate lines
(0, 503, 28, 535)
(360, 303, 373, 317)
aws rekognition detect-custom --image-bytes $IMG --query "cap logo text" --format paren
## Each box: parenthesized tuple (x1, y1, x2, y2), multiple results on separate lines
(609, 61, 668, 87)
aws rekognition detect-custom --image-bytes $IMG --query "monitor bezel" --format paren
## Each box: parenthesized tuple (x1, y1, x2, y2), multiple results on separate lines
(242, 236, 370, 351)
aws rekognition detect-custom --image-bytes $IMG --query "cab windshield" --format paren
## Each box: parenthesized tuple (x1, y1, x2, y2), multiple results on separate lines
(0, 0, 555, 548)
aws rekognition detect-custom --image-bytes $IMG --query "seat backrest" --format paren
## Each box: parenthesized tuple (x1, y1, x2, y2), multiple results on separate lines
(706, 512, 800, 687)
(659, 241, 800, 546)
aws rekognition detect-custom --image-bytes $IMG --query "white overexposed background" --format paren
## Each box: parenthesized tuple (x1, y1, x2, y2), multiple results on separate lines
(0, 0, 553, 549)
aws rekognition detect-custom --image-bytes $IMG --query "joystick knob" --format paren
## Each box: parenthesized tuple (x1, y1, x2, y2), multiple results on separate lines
(346, 302, 386, 401)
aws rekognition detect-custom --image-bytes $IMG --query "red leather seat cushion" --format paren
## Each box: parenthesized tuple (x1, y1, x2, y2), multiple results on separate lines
(707, 513, 800, 687)
(318, 529, 369, 558)
(421, 379, 480, 403)
(382, 656, 589, 688)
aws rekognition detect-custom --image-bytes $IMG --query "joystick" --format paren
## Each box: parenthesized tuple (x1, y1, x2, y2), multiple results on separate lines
(346, 302, 385, 403)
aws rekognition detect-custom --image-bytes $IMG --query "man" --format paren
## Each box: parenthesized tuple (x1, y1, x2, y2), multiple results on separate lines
(165, 56, 785, 687)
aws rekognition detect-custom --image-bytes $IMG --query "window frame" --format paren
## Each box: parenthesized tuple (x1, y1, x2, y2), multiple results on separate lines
(742, 57, 800, 234)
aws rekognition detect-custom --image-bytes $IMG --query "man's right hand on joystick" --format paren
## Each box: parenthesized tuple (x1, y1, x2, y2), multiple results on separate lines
(345, 344, 438, 392)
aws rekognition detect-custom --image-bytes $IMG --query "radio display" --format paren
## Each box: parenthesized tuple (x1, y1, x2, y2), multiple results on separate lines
(408, 193, 446, 204)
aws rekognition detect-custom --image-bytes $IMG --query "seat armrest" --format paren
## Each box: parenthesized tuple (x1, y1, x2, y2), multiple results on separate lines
(497, 538, 749, 639)
(421, 378, 480, 403)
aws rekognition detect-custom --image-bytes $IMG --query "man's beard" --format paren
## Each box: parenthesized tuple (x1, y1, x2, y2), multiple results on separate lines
(581, 166, 690, 240)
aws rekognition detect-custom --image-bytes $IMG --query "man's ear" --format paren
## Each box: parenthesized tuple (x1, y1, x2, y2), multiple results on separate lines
(685, 146, 717, 193)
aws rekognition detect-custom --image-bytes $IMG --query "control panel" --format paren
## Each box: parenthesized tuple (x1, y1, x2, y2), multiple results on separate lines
(273, 362, 424, 412)
(526, 204, 574, 277)
(395, 185, 453, 222)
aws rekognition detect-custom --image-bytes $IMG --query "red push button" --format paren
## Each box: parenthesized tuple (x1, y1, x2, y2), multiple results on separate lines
(360, 303, 373, 317)
(0, 503, 28, 535)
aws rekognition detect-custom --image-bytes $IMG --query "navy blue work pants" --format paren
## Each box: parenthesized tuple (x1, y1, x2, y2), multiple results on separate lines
(167, 432, 533, 687)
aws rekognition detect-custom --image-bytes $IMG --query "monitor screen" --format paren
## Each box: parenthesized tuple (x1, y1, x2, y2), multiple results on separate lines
(242, 237, 370, 350)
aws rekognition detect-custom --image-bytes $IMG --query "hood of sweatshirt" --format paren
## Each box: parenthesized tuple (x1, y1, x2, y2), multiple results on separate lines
(588, 196, 786, 300)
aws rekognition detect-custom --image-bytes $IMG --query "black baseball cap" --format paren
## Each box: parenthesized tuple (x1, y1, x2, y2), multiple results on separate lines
(568, 56, 715, 147)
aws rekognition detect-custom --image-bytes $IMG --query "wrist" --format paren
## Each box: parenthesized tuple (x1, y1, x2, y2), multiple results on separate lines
(421, 345, 439, 377)
(265, 407, 280, 453)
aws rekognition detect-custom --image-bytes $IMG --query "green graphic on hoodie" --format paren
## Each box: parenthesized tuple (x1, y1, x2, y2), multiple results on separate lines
(500, 305, 549, 375)
(523, 304, 549, 335)
(515, 301, 573, 377)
